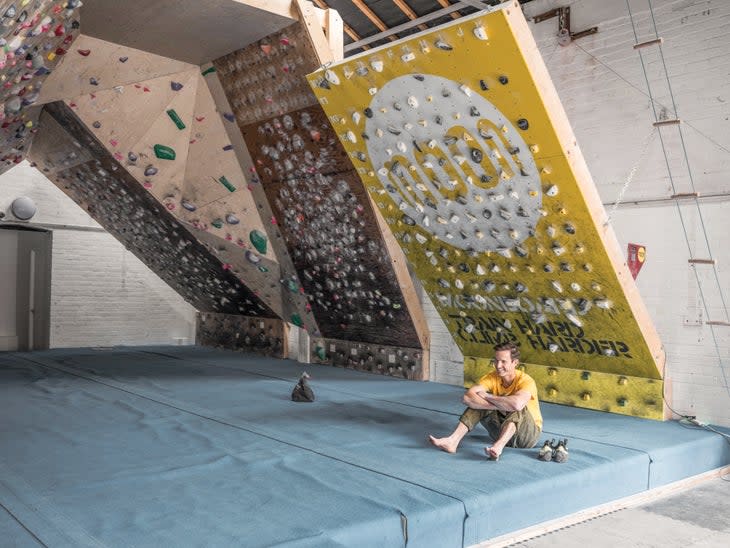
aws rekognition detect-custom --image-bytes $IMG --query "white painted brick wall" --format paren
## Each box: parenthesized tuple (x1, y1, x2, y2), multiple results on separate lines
(426, 0, 730, 426)
(1, 162, 197, 348)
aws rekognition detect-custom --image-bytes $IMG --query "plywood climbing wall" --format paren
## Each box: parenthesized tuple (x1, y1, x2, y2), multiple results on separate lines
(213, 21, 427, 354)
(30, 102, 276, 319)
(0, 0, 82, 173)
(307, 3, 666, 418)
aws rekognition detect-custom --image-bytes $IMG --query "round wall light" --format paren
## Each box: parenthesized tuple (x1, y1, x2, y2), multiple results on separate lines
(11, 196, 37, 220)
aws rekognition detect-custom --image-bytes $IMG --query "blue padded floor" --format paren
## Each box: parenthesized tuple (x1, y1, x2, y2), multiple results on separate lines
(1, 346, 728, 548)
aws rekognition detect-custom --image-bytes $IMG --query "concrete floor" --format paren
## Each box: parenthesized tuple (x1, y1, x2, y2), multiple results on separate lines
(503, 475, 730, 548)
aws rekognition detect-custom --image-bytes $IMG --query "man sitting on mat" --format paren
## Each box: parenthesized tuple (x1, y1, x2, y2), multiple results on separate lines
(429, 341, 543, 460)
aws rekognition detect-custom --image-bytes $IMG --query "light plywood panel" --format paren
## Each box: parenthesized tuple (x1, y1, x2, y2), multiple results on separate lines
(124, 77, 199, 208)
(178, 74, 277, 262)
(66, 70, 199, 165)
(39, 35, 198, 103)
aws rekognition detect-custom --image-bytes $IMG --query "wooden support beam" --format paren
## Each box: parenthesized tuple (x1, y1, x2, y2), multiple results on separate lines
(688, 259, 716, 265)
(393, 0, 429, 31)
(294, 0, 336, 64)
(311, 0, 367, 51)
(634, 37, 663, 49)
(351, 0, 398, 41)
(671, 192, 700, 199)
(653, 119, 681, 127)
(706, 321, 730, 326)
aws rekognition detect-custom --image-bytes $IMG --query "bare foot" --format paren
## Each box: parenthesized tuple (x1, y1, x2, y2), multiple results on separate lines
(484, 445, 502, 460)
(429, 435, 458, 454)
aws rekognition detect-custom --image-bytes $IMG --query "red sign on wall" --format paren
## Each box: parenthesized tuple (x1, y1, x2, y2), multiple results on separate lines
(627, 243, 646, 279)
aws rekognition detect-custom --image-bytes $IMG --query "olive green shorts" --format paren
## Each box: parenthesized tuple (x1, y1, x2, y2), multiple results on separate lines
(459, 407, 541, 449)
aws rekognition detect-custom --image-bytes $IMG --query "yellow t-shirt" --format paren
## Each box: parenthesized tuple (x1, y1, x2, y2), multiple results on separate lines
(478, 369, 543, 430)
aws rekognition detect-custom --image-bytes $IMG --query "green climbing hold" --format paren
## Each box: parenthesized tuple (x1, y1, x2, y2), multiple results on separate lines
(249, 229, 267, 254)
(201, 66, 216, 76)
(285, 279, 298, 293)
(218, 176, 236, 192)
(258, 265, 269, 273)
(166, 109, 186, 130)
(290, 313, 303, 327)
(211, 218, 224, 229)
(154, 144, 176, 160)
(315, 346, 326, 360)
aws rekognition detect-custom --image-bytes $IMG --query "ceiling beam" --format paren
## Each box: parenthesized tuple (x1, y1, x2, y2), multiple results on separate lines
(351, 0, 398, 41)
(393, 0, 429, 31)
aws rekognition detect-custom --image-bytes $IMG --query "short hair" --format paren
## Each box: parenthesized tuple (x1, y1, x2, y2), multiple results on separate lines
(494, 341, 520, 361)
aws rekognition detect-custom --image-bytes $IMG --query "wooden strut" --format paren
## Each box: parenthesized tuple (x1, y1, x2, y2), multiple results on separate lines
(634, 37, 663, 49)
(688, 259, 716, 265)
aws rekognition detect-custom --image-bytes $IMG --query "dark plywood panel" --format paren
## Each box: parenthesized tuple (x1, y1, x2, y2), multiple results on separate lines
(197, 313, 287, 357)
(242, 103, 421, 347)
(213, 22, 320, 127)
(30, 103, 276, 318)
(213, 22, 423, 348)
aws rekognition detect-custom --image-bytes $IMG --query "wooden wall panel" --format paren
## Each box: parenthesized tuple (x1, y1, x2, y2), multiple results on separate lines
(307, 4, 666, 418)
(0, 0, 82, 172)
(29, 103, 276, 318)
(197, 313, 287, 358)
(213, 22, 424, 349)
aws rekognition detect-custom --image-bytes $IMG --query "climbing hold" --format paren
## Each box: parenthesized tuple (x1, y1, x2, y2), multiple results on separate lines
(89, 77, 99, 86)
(223, 112, 235, 123)
(144, 165, 158, 177)
(498, 75, 509, 85)
(517, 118, 529, 130)
(181, 200, 197, 212)
(225, 213, 239, 225)
(92, 121, 101, 129)
(118, 56, 128, 63)
(435, 39, 453, 51)
(218, 176, 236, 192)
(290, 314, 303, 327)
(245, 250, 261, 265)
(77, 49, 90, 56)
(170, 81, 183, 91)
(250, 229, 268, 254)
(473, 25, 488, 40)
(153, 144, 176, 160)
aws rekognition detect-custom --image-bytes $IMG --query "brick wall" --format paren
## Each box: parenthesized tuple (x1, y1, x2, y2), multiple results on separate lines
(0, 162, 196, 348)
(427, 0, 730, 426)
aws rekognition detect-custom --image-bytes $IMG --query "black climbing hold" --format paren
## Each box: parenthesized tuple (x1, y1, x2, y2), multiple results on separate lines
(443, 135, 458, 146)
(508, 146, 520, 154)
(480, 79, 489, 91)
(498, 75, 509, 85)
(92, 121, 101, 129)
(402, 215, 416, 226)
(470, 106, 480, 117)
(480, 174, 492, 183)
(470, 148, 483, 163)
(413, 74, 425, 81)
(364, 107, 373, 118)
(435, 115, 443, 125)
(517, 118, 529, 130)
(482, 209, 492, 219)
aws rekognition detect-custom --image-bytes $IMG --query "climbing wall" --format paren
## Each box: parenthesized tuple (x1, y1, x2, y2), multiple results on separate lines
(307, 3, 666, 418)
(197, 313, 287, 357)
(0, 0, 82, 173)
(29, 101, 275, 318)
(212, 20, 428, 378)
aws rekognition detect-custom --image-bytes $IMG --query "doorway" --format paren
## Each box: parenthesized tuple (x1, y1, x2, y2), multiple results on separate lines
(0, 225, 52, 351)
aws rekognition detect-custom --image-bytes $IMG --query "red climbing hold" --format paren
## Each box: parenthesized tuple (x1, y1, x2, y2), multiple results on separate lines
(77, 49, 90, 56)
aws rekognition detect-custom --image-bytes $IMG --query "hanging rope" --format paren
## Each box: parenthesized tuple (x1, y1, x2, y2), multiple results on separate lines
(625, 0, 730, 403)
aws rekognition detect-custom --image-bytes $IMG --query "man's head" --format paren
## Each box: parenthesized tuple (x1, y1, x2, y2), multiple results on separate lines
(493, 342, 520, 383)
